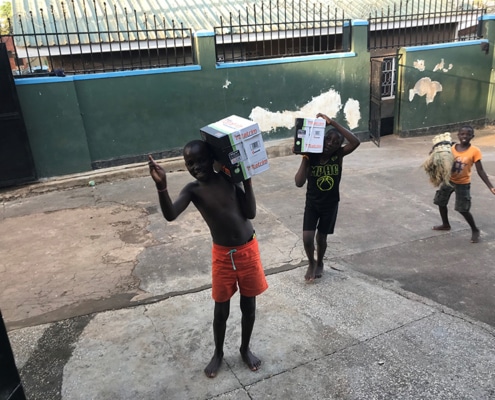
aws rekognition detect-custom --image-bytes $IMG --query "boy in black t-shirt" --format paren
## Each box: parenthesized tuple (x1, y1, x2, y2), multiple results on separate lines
(294, 113, 360, 281)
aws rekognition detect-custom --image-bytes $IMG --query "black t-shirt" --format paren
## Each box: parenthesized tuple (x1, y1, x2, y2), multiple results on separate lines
(306, 148, 343, 206)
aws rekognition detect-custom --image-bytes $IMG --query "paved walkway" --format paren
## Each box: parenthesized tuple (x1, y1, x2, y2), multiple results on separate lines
(1, 129, 495, 399)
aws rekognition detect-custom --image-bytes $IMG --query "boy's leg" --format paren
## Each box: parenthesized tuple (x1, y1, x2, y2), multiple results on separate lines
(433, 184, 453, 230)
(459, 211, 480, 243)
(433, 205, 451, 230)
(239, 295, 261, 371)
(315, 231, 328, 278)
(205, 300, 230, 378)
(313, 203, 337, 278)
(302, 204, 320, 281)
(454, 183, 479, 242)
(302, 230, 317, 281)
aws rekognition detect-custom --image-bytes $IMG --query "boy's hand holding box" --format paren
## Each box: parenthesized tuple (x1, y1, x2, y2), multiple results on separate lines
(293, 117, 326, 153)
(200, 115, 269, 182)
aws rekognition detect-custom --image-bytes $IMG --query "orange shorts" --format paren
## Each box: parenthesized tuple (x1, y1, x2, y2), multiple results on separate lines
(211, 237, 268, 303)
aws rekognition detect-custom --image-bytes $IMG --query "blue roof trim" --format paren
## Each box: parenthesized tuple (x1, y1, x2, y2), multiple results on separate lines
(404, 39, 487, 52)
(352, 20, 369, 26)
(15, 76, 75, 85)
(216, 52, 356, 69)
(195, 30, 215, 37)
(15, 65, 202, 85)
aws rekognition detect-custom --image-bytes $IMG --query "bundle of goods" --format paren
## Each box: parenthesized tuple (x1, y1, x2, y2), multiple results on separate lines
(422, 132, 454, 187)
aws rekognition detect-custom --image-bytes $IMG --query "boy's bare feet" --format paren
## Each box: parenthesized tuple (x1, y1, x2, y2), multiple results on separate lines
(305, 261, 316, 281)
(204, 353, 223, 378)
(240, 347, 261, 371)
(471, 230, 480, 243)
(432, 225, 451, 231)
(315, 263, 324, 279)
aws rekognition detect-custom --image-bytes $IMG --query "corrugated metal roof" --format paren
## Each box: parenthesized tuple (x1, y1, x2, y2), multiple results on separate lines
(11, 0, 479, 47)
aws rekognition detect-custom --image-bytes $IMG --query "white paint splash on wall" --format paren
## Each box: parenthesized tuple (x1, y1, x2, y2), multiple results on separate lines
(433, 59, 445, 72)
(413, 59, 426, 71)
(433, 58, 453, 73)
(343, 99, 360, 129)
(409, 77, 442, 104)
(249, 89, 355, 132)
(223, 80, 231, 89)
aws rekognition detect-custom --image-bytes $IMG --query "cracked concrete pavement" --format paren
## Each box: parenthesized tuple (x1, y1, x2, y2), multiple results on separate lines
(1, 130, 495, 399)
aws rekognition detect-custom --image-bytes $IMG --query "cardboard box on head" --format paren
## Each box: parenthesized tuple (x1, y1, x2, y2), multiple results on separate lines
(200, 115, 269, 183)
(293, 117, 326, 154)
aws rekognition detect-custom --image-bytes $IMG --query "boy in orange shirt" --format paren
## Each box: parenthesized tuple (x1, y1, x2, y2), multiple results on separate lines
(433, 126, 495, 242)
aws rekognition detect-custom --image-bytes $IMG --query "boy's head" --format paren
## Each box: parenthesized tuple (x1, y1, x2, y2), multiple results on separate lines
(183, 140, 214, 181)
(323, 128, 344, 155)
(458, 125, 474, 144)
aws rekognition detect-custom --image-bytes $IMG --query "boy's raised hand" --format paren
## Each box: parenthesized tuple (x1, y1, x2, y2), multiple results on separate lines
(316, 113, 331, 125)
(148, 155, 167, 189)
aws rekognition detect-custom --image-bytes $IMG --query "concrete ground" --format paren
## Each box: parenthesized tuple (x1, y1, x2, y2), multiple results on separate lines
(1, 128, 495, 399)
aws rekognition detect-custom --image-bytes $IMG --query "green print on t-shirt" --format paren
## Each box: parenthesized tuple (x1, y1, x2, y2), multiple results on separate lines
(311, 164, 339, 191)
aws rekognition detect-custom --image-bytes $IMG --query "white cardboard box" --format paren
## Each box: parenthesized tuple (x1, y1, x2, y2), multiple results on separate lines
(293, 117, 326, 153)
(200, 115, 269, 182)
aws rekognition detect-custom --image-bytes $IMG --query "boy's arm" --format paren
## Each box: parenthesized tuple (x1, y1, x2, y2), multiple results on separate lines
(237, 179, 257, 219)
(148, 155, 192, 220)
(475, 160, 495, 195)
(294, 155, 310, 187)
(317, 113, 360, 156)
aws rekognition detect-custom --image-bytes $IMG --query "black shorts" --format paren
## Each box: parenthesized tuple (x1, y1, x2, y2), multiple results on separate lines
(303, 201, 339, 234)
(433, 182, 471, 212)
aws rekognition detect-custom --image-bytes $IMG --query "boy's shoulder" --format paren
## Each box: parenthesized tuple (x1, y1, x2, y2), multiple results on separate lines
(186, 172, 234, 191)
(465, 143, 482, 153)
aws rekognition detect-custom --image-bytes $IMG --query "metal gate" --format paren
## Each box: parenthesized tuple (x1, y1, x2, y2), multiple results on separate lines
(369, 57, 383, 147)
(0, 42, 36, 188)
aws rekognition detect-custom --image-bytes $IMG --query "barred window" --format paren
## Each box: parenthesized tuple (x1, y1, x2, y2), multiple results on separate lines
(381, 57, 396, 99)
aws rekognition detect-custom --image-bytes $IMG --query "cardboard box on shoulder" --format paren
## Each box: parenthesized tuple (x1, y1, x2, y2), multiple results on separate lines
(293, 117, 326, 153)
(200, 115, 269, 182)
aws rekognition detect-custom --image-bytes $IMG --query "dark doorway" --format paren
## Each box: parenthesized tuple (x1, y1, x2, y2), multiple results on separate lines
(381, 117, 394, 136)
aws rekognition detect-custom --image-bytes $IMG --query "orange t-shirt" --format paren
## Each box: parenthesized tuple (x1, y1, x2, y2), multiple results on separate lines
(450, 144, 482, 184)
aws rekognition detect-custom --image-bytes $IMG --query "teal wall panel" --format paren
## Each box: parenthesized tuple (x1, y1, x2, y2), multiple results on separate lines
(15, 80, 92, 177)
(396, 40, 492, 135)
(14, 26, 371, 177)
(13, 19, 495, 178)
(481, 15, 495, 121)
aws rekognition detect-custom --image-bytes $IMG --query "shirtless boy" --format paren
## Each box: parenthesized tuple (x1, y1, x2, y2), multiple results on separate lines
(148, 140, 268, 378)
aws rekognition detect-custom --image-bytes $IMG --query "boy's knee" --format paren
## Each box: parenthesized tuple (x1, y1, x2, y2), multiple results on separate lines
(214, 302, 230, 321)
(302, 232, 315, 247)
(315, 232, 327, 245)
(240, 296, 256, 315)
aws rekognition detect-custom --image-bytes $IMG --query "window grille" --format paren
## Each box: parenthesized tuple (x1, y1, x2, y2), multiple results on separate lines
(0, 2, 195, 77)
(214, 2, 350, 63)
(368, 0, 485, 50)
(381, 57, 396, 99)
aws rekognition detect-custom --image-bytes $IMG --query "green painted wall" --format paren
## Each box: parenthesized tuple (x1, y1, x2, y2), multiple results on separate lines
(15, 81, 92, 177)
(15, 24, 370, 178)
(482, 16, 495, 121)
(14, 18, 495, 178)
(396, 39, 492, 136)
